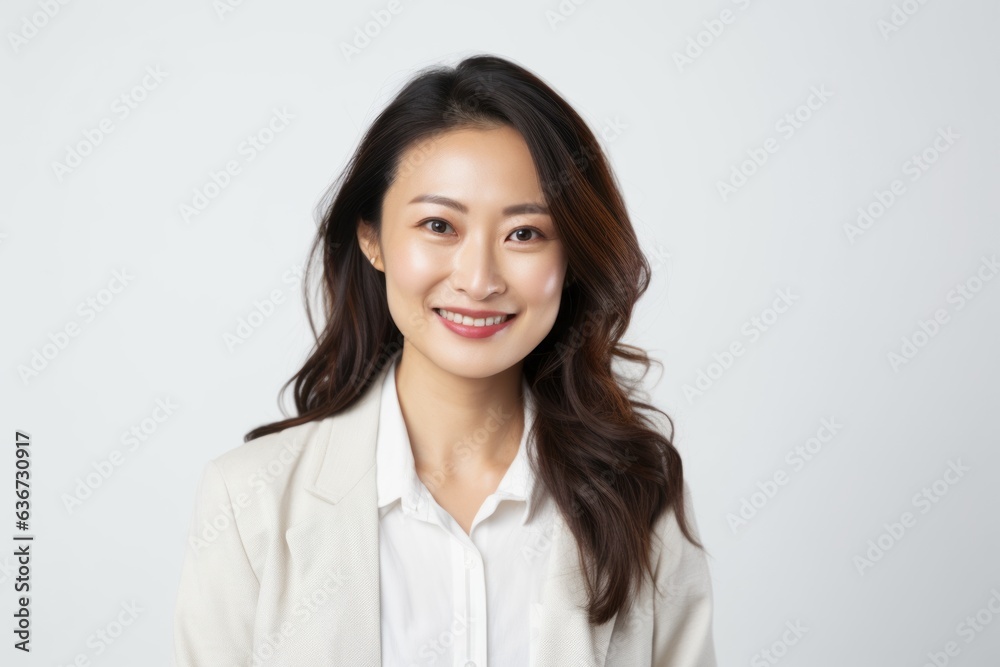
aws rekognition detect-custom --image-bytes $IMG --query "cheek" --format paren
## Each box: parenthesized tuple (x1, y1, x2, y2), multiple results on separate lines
(389, 240, 439, 281)
(383, 243, 441, 331)
(520, 262, 565, 308)
(385, 242, 441, 301)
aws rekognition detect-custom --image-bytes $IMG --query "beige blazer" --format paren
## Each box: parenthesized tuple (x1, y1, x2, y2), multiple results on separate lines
(172, 360, 717, 666)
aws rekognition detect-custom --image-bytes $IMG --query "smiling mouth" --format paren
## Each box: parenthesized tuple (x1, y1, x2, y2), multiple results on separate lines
(433, 308, 515, 327)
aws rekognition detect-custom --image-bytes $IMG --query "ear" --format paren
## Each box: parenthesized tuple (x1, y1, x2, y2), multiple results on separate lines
(355, 219, 383, 271)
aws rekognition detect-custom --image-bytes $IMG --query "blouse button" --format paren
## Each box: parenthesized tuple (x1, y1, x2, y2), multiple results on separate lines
(464, 662, 476, 667)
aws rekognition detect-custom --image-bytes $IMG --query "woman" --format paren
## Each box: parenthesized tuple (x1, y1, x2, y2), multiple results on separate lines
(173, 54, 717, 667)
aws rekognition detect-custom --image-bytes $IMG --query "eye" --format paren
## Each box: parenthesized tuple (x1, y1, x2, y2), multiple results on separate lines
(421, 218, 453, 234)
(420, 219, 545, 243)
(508, 227, 544, 242)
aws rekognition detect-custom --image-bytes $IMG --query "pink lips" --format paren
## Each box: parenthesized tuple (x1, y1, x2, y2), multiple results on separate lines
(434, 308, 516, 339)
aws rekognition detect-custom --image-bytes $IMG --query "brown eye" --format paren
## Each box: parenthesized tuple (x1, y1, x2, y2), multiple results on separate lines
(422, 219, 453, 234)
(510, 228, 542, 242)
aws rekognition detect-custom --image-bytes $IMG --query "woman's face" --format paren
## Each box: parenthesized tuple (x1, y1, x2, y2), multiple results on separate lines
(358, 124, 568, 379)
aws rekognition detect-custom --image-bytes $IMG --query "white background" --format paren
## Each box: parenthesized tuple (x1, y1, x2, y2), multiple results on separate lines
(2, 0, 998, 665)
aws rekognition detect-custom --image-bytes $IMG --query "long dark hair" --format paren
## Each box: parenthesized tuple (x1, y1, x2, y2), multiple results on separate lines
(246, 53, 703, 625)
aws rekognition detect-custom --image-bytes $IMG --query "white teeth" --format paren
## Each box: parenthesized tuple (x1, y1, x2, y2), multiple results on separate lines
(436, 309, 510, 327)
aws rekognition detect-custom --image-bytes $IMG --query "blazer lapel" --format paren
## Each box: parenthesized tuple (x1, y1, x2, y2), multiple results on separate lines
(282, 367, 388, 666)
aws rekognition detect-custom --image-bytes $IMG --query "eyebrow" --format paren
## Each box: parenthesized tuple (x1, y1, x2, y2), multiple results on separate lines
(408, 194, 550, 217)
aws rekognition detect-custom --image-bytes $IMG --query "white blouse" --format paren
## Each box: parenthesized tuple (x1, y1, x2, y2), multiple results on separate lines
(375, 354, 556, 667)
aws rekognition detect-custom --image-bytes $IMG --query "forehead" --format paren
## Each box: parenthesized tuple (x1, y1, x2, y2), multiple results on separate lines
(387, 125, 545, 203)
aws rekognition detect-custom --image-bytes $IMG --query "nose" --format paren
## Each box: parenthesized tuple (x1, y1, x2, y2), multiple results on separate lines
(449, 233, 506, 300)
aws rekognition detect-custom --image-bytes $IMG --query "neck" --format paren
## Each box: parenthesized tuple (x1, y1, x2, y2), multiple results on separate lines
(392, 343, 525, 488)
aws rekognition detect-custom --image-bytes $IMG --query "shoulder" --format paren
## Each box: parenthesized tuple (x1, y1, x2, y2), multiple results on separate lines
(181, 417, 342, 563)
(191, 372, 386, 516)
(204, 418, 332, 506)
(651, 480, 711, 587)
(646, 480, 718, 665)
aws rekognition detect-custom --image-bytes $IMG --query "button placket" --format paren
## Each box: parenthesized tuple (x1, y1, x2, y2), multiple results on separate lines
(469, 546, 487, 667)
